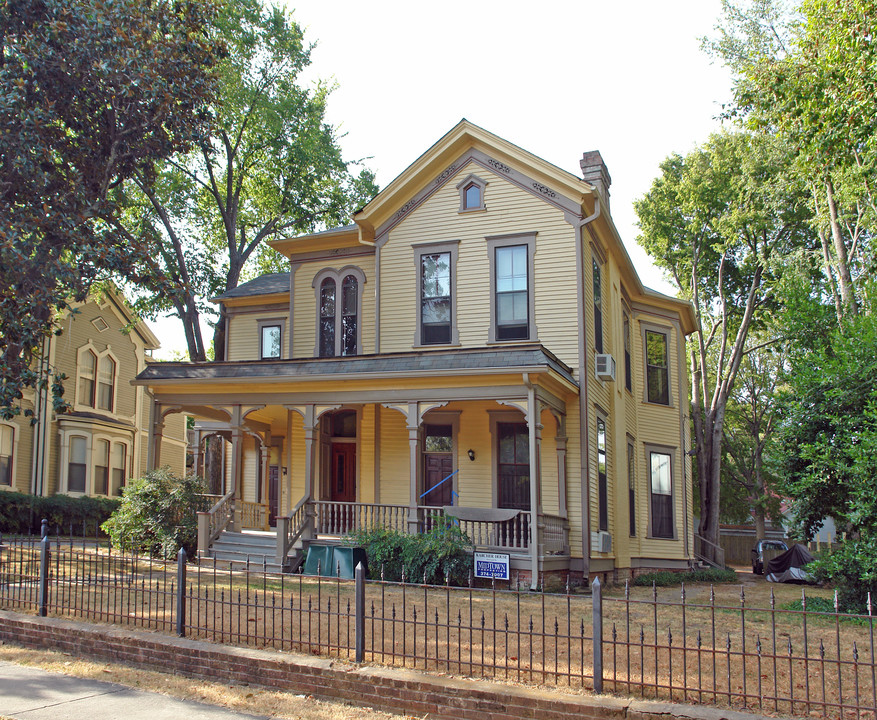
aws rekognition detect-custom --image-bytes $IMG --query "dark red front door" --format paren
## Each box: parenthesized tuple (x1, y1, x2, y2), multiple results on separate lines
(423, 454, 453, 506)
(330, 443, 356, 502)
(268, 465, 279, 525)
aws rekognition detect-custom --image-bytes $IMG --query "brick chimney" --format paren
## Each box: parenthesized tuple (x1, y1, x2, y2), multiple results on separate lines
(580, 150, 611, 210)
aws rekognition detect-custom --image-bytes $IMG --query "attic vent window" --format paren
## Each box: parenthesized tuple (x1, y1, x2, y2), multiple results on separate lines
(91, 317, 109, 332)
(464, 183, 481, 209)
(456, 173, 486, 212)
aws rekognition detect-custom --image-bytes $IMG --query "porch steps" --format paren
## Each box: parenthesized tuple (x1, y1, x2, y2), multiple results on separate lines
(209, 530, 286, 573)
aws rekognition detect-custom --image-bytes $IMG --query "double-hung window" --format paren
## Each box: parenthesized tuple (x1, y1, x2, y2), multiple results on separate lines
(645, 329, 670, 405)
(649, 450, 674, 538)
(260, 322, 282, 359)
(623, 313, 632, 391)
(596, 416, 608, 532)
(415, 242, 458, 346)
(94, 439, 110, 495)
(78, 350, 97, 407)
(593, 260, 603, 353)
(0, 425, 13, 487)
(487, 233, 536, 343)
(421, 252, 451, 344)
(97, 355, 115, 411)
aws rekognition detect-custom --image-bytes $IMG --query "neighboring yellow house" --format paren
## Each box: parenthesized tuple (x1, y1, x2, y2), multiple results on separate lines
(0, 288, 187, 500)
(136, 121, 696, 585)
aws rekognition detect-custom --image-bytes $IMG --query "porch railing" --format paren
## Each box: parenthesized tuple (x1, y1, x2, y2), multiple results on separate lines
(238, 500, 269, 531)
(539, 513, 570, 555)
(196, 490, 234, 557)
(276, 495, 311, 565)
(694, 532, 726, 569)
(314, 501, 409, 536)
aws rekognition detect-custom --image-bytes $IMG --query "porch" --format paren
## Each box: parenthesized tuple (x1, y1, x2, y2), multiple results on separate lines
(198, 493, 571, 578)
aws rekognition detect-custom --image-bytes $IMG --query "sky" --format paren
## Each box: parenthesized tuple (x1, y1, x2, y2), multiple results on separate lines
(151, 0, 734, 358)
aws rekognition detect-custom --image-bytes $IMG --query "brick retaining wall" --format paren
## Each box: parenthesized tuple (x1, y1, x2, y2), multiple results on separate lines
(0, 610, 764, 720)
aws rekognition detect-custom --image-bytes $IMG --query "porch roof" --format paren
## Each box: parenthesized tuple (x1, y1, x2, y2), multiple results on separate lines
(135, 344, 577, 389)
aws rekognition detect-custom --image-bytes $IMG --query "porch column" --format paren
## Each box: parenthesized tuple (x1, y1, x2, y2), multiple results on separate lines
(150, 407, 164, 472)
(191, 430, 202, 480)
(406, 402, 420, 535)
(260, 440, 270, 529)
(525, 378, 540, 590)
(301, 405, 317, 541)
(229, 406, 242, 532)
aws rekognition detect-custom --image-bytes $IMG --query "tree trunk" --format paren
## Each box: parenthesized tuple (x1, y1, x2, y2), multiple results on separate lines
(204, 436, 224, 495)
(825, 179, 858, 317)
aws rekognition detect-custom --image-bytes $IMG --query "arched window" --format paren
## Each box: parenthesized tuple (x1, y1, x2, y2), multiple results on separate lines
(341, 275, 358, 356)
(313, 267, 365, 357)
(319, 277, 336, 358)
(79, 350, 97, 407)
(464, 182, 481, 209)
(97, 355, 115, 411)
(68, 436, 88, 493)
(456, 173, 486, 212)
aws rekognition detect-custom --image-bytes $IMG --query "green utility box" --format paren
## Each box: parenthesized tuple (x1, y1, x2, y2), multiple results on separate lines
(303, 544, 368, 579)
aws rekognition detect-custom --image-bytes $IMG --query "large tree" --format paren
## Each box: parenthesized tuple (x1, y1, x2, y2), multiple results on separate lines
(0, 0, 222, 418)
(127, 0, 378, 362)
(719, 341, 785, 536)
(708, 0, 877, 321)
(635, 132, 812, 563)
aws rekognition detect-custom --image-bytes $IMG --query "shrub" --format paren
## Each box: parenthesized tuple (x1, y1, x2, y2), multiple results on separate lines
(632, 567, 738, 587)
(345, 517, 473, 585)
(809, 538, 877, 614)
(0, 490, 119, 536)
(102, 468, 208, 558)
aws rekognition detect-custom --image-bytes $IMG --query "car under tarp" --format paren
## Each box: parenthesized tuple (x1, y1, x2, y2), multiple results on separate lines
(766, 543, 815, 583)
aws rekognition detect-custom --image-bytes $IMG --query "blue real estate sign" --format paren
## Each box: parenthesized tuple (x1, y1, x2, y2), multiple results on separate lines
(474, 552, 510, 580)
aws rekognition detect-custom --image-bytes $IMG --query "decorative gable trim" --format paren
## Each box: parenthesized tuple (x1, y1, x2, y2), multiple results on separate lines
(375, 149, 584, 247)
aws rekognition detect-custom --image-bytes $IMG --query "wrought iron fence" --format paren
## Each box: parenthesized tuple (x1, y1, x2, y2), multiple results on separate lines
(1, 532, 876, 720)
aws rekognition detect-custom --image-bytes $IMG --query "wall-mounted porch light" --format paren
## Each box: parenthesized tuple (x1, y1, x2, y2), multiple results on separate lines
(467, 449, 475, 462)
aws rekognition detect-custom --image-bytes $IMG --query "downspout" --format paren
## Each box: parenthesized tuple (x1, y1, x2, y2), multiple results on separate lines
(524, 373, 540, 590)
(573, 197, 601, 582)
(675, 319, 692, 565)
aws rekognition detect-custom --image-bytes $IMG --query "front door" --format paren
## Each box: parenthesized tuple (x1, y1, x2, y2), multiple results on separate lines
(422, 424, 454, 506)
(330, 442, 356, 503)
(268, 465, 279, 526)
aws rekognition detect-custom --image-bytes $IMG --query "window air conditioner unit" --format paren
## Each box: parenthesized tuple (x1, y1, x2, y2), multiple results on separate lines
(592, 531, 612, 553)
(595, 353, 616, 382)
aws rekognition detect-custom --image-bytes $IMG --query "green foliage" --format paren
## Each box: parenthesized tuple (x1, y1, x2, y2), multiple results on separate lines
(632, 567, 739, 587)
(779, 312, 877, 540)
(345, 519, 474, 586)
(0, 0, 222, 417)
(126, 0, 379, 362)
(808, 540, 877, 614)
(102, 468, 208, 558)
(0, 490, 119, 535)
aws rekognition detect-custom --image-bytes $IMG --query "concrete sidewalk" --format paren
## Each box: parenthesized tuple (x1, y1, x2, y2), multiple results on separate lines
(0, 660, 270, 720)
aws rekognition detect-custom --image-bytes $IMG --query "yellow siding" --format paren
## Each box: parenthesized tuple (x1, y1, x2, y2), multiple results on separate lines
(227, 311, 290, 362)
(379, 162, 579, 367)
(377, 405, 409, 506)
(359, 404, 376, 504)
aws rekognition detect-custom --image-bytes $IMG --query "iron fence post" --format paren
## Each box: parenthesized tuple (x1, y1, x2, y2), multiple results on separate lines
(176, 548, 187, 637)
(40, 518, 48, 539)
(355, 561, 365, 662)
(592, 576, 603, 693)
(38, 535, 49, 617)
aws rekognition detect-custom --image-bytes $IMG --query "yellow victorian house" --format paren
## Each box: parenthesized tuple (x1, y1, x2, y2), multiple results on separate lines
(136, 121, 696, 586)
